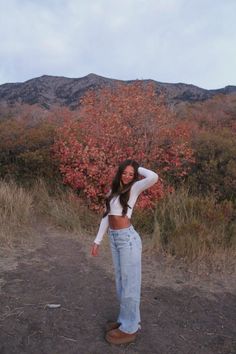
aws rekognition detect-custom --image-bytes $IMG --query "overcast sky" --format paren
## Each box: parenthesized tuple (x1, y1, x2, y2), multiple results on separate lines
(0, 0, 236, 89)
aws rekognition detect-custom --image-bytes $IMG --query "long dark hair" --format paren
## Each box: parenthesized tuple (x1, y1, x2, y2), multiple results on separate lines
(103, 159, 140, 217)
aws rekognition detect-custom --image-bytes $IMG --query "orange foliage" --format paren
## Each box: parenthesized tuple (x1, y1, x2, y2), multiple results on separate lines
(53, 82, 195, 211)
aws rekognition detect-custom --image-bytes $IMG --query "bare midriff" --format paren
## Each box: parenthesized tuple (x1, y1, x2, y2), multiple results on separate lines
(108, 215, 131, 229)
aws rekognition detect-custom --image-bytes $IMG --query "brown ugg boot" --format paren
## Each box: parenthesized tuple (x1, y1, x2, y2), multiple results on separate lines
(105, 328, 138, 345)
(105, 321, 121, 332)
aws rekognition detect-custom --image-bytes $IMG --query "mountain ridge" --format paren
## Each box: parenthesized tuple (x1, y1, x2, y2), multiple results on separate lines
(0, 73, 235, 109)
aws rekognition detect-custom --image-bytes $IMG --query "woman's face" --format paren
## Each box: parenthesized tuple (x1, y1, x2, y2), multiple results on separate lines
(121, 165, 135, 185)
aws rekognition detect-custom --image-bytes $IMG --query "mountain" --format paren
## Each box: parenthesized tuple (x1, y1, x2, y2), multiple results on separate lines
(0, 73, 236, 110)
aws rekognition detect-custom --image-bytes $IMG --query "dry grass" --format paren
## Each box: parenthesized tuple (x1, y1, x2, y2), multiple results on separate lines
(2, 178, 235, 271)
(0, 178, 98, 247)
(31, 179, 98, 235)
(152, 187, 236, 265)
(0, 180, 33, 246)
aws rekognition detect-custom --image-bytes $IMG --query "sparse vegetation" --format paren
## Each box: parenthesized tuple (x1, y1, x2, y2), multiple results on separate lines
(31, 179, 98, 235)
(0, 179, 98, 247)
(0, 180, 33, 246)
(152, 187, 236, 262)
(1, 179, 235, 269)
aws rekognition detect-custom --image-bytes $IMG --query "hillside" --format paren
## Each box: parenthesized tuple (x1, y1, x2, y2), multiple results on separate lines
(1, 73, 236, 110)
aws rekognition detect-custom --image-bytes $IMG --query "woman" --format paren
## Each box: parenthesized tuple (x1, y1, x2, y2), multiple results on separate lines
(91, 159, 158, 345)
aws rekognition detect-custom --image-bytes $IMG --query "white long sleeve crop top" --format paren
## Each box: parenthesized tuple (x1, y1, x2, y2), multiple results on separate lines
(93, 167, 158, 245)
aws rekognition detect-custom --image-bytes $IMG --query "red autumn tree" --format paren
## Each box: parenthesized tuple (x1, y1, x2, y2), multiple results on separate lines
(53, 82, 194, 211)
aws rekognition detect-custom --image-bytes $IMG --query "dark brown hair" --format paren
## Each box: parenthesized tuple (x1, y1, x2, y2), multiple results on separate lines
(103, 159, 139, 217)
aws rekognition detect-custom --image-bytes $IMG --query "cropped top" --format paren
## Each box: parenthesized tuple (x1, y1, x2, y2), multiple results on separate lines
(93, 167, 158, 245)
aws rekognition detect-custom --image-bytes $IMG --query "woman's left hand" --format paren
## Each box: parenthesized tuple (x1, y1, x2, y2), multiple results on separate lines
(91, 243, 99, 256)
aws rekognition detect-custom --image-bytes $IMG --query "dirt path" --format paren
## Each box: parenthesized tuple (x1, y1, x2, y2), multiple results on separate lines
(0, 223, 235, 354)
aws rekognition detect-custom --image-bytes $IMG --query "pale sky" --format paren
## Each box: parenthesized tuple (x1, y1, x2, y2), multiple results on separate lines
(0, 0, 236, 89)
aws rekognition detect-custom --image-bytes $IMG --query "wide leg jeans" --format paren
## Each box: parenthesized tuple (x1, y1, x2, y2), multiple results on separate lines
(109, 225, 142, 334)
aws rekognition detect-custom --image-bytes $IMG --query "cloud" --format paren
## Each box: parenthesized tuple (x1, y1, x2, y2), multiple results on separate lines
(0, 0, 236, 88)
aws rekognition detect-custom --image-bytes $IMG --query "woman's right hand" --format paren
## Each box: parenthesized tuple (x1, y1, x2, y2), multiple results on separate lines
(91, 243, 99, 256)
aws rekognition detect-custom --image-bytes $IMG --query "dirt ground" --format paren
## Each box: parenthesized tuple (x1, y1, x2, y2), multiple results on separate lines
(0, 222, 235, 354)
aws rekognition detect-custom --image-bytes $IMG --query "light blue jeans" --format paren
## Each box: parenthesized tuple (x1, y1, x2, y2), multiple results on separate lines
(109, 225, 142, 334)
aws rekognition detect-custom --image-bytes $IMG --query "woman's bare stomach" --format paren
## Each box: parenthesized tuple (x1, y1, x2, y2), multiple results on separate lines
(108, 215, 131, 229)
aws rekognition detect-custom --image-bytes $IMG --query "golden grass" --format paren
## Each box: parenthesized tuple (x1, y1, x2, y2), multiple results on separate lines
(31, 179, 98, 235)
(152, 187, 236, 264)
(1, 178, 235, 271)
(0, 178, 98, 248)
(0, 180, 33, 246)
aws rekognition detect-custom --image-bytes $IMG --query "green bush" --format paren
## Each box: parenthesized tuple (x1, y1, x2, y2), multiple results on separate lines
(0, 112, 60, 184)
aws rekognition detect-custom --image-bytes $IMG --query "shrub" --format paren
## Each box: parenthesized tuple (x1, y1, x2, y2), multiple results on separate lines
(53, 83, 194, 212)
(188, 128, 236, 202)
(0, 105, 64, 184)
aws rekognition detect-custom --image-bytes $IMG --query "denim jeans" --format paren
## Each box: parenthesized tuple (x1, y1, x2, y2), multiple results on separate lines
(109, 225, 142, 334)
